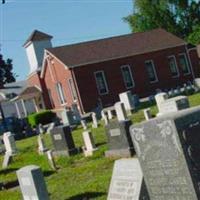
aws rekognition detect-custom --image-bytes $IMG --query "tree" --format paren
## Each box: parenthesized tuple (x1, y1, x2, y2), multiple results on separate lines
(0, 54, 16, 87)
(124, 0, 200, 44)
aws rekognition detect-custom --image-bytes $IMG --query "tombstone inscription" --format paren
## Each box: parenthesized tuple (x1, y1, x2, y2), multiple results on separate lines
(130, 106, 200, 200)
(107, 158, 149, 200)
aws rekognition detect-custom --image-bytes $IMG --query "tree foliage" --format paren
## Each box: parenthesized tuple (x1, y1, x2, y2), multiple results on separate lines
(124, 0, 200, 44)
(0, 54, 16, 86)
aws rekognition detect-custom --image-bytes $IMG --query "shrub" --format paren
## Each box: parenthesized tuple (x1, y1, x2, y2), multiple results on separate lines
(27, 110, 56, 128)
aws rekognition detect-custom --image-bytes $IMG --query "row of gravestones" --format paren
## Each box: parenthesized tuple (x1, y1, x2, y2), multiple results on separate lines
(3, 90, 198, 199)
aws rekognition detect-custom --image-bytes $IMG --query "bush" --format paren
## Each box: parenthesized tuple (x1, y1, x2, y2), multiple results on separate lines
(27, 110, 56, 128)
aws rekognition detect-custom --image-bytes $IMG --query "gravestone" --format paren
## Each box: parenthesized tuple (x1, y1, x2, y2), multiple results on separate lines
(143, 108, 152, 121)
(81, 120, 87, 130)
(130, 106, 200, 200)
(3, 132, 17, 155)
(194, 78, 200, 90)
(108, 158, 149, 200)
(38, 124, 44, 134)
(105, 119, 134, 157)
(50, 125, 78, 156)
(46, 150, 57, 170)
(114, 102, 127, 122)
(82, 131, 98, 156)
(46, 122, 55, 134)
(155, 92, 168, 113)
(38, 134, 48, 155)
(119, 91, 134, 115)
(101, 110, 109, 125)
(158, 96, 189, 115)
(2, 152, 12, 168)
(61, 108, 77, 125)
(17, 165, 49, 200)
(107, 109, 114, 120)
(91, 112, 98, 128)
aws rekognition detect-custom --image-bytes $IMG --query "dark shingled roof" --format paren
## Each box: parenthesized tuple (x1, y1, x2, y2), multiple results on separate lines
(23, 30, 53, 47)
(47, 28, 186, 68)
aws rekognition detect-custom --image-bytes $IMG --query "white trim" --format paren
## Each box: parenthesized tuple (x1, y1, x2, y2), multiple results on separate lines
(120, 64, 135, 89)
(185, 45, 195, 79)
(56, 82, 66, 105)
(178, 53, 191, 75)
(145, 60, 158, 83)
(94, 70, 109, 95)
(68, 78, 78, 102)
(168, 55, 180, 78)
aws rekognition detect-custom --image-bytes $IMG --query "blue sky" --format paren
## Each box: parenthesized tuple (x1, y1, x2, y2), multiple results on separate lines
(0, 0, 133, 80)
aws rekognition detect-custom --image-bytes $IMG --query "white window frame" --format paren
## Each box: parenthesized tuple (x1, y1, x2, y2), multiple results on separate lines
(94, 70, 109, 95)
(121, 65, 135, 89)
(178, 53, 191, 75)
(145, 60, 158, 83)
(68, 78, 77, 102)
(168, 55, 179, 78)
(56, 82, 66, 105)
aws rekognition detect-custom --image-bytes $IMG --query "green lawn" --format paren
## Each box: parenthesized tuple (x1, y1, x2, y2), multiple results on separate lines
(0, 93, 200, 200)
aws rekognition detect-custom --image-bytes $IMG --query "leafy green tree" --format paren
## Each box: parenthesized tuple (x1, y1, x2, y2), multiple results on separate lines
(124, 0, 200, 44)
(0, 54, 16, 87)
(187, 25, 200, 45)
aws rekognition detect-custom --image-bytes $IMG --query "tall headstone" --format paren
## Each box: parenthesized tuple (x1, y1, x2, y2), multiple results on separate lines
(101, 110, 108, 125)
(82, 131, 97, 156)
(91, 112, 98, 128)
(114, 102, 127, 122)
(17, 165, 49, 200)
(108, 158, 149, 200)
(46, 150, 57, 170)
(81, 120, 87, 130)
(130, 106, 200, 200)
(46, 122, 55, 134)
(3, 132, 17, 155)
(155, 92, 168, 113)
(2, 153, 12, 168)
(50, 125, 78, 156)
(38, 134, 48, 155)
(107, 110, 114, 120)
(119, 91, 134, 115)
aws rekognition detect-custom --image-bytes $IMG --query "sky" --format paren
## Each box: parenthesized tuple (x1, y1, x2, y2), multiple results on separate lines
(0, 0, 133, 81)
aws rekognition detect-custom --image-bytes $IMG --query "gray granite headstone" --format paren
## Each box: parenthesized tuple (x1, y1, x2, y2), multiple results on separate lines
(17, 165, 49, 200)
(105, 119, 134, 157)
(50, 125, 78, 156)
(130, 106, 200, 200)
(108, 158, 149, 200)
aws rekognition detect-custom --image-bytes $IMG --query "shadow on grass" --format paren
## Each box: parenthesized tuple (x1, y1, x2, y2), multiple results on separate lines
(2, 179, 19, 190)
(66, 192, 106, 200)
(0, 168, 19, 175)
(43, 170, 55, 177)
(96, 142, 107, 147)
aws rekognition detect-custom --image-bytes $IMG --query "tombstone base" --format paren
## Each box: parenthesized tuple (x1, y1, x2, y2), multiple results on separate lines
(53, 148, 78, 156)
(105, 148, 134, 158)
(83, 147, 98, 157)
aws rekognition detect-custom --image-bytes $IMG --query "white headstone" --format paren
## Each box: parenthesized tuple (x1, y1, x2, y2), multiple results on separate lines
(155, 92, 168, 112)
(91, 112, 98, 128)
(3, 132, 17, 155)
(114, 102, 127, 122)
(2, 152, 12, 168)
(17, 165, 49, 200)
(143, 108, 152, 121)
(108, 158, 149, 200)
(119, 91, 134, 115)
(82, 131, 97, 156)
(101, 110, 108, 125)
(107, 110, 113, 120)
(38, 135, 48, 155)
(81, 120, 87, 130)
(46, 150, 56, 170)
(46, 122, 55, 134)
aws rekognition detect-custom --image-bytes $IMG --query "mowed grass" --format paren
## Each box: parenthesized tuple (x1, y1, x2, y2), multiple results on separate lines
(0, 93, 200, 200)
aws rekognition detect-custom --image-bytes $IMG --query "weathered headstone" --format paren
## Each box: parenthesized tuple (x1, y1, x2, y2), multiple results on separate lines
(143, 108, 152, 121)
(119, 91, 134, 115)
(155, 92, 168, 112)
(91, 112, 98, 128)
(46, 150, 57, 170)
(105, 119, 134, 157)
(114, 102, 127, 122)
(130, 106, 200, 200)
(108, 158, 149, 200)
(2, 152, 12, 168)
(81, 120, 87, 130)
(3, 132, 17, 155)
(17, 165, 49, 200)
(158, 95, 189, 115)
(50, 125, 78, 156)
(38, 134, 48, 155)
(82, 131, 97, 156)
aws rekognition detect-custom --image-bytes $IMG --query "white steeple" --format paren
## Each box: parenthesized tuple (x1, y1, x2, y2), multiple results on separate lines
(23, 30, 53, 74)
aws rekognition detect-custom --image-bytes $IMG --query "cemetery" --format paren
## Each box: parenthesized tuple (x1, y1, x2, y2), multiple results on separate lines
(0, 91, 200, 199)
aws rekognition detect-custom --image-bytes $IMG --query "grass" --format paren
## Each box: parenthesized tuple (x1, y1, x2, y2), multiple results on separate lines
(0, 93, 200, 200)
